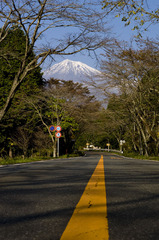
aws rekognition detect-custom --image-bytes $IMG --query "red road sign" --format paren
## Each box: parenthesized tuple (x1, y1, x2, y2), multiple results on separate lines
(55, 125, 62, 132)
(55, 132, 61, 138)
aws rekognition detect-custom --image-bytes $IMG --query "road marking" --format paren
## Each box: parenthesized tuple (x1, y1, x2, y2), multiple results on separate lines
(60, 155, 109, 240)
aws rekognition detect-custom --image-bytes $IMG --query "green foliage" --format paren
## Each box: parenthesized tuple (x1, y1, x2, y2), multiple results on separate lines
(122, 152, 159, 161)
(0, 28, 44, 158)
(44, 79, 103, 153)
(0, 28, 43, 109)
(0, 156, 53, 165)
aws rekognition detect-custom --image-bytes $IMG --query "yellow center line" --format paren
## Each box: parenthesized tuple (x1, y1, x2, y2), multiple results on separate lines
(60, 155, 109, 240)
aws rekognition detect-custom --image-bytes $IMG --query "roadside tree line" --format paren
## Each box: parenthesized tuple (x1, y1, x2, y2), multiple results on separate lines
(100, 39, 159, 156)
(0, 0, 159, 158)
(0, 29, 104, 158)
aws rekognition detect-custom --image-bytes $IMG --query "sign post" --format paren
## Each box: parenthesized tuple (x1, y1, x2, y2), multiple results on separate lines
(106, 143, 110, 152)
(49, 125, 62, 157)
(120, 140, 125, 153)
(86, 142, 89, 149)
(55, 127, 62, 157)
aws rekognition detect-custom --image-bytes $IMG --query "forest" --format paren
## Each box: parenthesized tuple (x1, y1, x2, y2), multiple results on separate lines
(0, 0, 159, 161)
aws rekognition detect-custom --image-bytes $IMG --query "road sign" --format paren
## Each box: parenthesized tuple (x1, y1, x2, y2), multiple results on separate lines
(55, 125, 62, 132)
(49, 125, 55, 132)
(55, 132, 61, 138)
(120, 140, 125, 145)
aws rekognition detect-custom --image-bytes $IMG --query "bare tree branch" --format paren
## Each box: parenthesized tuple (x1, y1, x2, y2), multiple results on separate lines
(0, 0, 111, 121)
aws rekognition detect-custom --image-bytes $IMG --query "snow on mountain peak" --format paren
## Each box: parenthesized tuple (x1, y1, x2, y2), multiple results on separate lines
(43, 59, 101, 82)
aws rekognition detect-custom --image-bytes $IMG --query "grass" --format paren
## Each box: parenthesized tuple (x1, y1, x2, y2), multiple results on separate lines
(0, 156, 51, 165)
(1, 151, 158, 165)
(0, 152, 85, 165)
(121, 152, 159, 161)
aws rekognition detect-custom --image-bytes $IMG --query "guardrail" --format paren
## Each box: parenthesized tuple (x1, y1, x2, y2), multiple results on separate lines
(83, 148, 122, 153)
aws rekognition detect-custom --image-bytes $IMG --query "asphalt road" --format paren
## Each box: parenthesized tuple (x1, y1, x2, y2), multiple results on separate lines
(0, 152, 159, 240)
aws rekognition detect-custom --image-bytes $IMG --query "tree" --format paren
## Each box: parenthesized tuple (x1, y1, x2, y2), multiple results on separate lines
(27, 79, 104, 155)
(11, 126, 32, 158)
(100, 40, 159, 155)
(33, 127, 53, 157)
(24, 85, 80, 157)
(0, 0, 110, 121)
(47, 79, 104, 149)
(0, 28, 43, 107)
(102, 0, 159, 35)
(0, 28, 44, 158)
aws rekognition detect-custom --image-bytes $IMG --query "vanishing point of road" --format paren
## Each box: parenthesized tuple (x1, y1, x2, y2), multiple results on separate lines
(0, 152, 159, 240)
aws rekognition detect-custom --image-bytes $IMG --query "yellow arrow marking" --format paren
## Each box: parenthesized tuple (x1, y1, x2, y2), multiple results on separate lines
(60, 155, 109, 240)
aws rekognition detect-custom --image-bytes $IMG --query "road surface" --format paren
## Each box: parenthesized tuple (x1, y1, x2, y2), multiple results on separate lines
(0, 152, 159, 240)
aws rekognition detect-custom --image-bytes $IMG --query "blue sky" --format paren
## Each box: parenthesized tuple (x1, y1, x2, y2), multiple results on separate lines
(0, 0, 158, 71)
(41, 0, 159, 71)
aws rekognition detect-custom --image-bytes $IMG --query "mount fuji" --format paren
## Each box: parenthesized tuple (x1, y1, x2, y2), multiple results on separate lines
(43, 59, 102, 83)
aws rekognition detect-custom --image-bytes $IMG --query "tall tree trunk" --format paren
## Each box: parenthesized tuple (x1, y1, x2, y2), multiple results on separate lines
(9, 148, 13, 158)
(53, 142, 56, 158)
(136, 117, 149, 156)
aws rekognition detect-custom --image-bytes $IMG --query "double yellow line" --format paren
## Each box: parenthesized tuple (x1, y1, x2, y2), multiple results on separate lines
(60, 155, 109, 240)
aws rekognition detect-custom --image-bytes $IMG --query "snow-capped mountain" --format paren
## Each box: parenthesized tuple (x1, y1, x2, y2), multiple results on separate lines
(43, 59, 101, 83)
